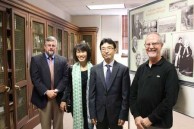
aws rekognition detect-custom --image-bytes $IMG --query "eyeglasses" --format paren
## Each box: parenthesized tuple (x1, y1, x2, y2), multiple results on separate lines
(144, 42, 160, 48)
(101, 47, 114, 52)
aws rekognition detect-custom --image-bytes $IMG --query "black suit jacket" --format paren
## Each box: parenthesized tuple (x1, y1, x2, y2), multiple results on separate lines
(89, 61, 130, 125)
(30, 53, 69, 109)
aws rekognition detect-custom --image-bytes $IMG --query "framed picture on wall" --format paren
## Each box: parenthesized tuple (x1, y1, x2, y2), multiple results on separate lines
(172, 32, 194, 82)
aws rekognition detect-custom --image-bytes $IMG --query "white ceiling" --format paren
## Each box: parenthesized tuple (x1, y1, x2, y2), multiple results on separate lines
(45, 0, 157, 15)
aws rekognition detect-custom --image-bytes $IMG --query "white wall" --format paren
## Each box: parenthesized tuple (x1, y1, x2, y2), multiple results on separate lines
(72, 15, 128, 66)
(101, 16, 128, 66)
(24, 0, 71, 22)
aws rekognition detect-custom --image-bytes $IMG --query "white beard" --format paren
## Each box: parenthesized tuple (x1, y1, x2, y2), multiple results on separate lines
(47, 51, 54, 57)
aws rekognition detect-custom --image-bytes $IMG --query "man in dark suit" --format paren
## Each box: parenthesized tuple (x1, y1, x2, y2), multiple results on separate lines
(30, 36, 69, 129)
(89, 38, 130, 129)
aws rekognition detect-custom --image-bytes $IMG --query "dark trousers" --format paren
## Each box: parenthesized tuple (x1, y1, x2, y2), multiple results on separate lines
(96, 111, 122, 129)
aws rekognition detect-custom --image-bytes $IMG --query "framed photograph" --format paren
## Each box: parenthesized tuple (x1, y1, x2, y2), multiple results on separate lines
(157, 16, 177, 33)
(172, 32, 194, 82)
(169, 0, 187, 11)
(132, 12, 144, 39)
(143, 20, 157, 35)
(181, 5, 194, 30)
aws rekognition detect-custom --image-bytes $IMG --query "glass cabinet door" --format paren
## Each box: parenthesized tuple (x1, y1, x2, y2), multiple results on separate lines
(82, 35, 94, 64)
(0, 86, 10, 129)
(32, 21, 45, 56)
(71, 33, 74, 49)
(0, 11, 4, 84)
(82, 35, 92, 48)
(12, 12, 28, 129)
(47, 21, 56, 37)
(57, 29, 62, 55)
(79, 29, 97, 65)
(63, 31, 68, 57)
(0, 92, 6, 129)
(0, 10, 10, 129)
(69, 33, 75, 64)
(48, 25, 54, 37)
(79, 27, 98, 64)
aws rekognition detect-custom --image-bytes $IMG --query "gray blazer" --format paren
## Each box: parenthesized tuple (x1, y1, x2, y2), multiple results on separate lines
(89, 61, 130, 125)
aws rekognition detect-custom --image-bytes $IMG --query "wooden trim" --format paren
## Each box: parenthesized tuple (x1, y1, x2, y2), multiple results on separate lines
(1, 0, 79, 31)
(21, 114, 40, 129)
(79, 27, 99, 32)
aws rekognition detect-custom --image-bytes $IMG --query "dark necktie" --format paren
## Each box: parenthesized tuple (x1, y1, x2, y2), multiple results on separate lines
(105, 65, 111, 89)
(49, 58, 54, 89)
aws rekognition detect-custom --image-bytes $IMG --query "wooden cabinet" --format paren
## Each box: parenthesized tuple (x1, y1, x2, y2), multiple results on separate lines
(0, 1, 97, 129)
(0, 7, 11, 129)
(0, 7, 30, 129)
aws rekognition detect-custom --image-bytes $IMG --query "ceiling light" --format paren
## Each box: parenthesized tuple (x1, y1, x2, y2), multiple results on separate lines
(87, 4, 125, 10)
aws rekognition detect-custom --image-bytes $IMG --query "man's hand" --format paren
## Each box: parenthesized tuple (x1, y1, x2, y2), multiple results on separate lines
(135, 116, 145, 129)
(60, 101, 67, 111)
(142, 117, 152, 128)
(91, 118, 97, 125)
(46, 90, 57, 99)
(118, 119, 125, 126)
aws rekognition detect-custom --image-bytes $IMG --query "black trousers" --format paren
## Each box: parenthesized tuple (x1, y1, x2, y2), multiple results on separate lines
(96, 111, 122, 129)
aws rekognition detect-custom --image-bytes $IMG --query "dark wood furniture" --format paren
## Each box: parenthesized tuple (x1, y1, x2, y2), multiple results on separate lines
(0, 0, 98, 128)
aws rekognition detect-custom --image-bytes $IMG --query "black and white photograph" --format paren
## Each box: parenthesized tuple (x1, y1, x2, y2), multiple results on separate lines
(135, 52, 141, 68)
(132, 36, 138, 53)
(143, 20, 157, 34)
(134, 50, 148, 68)
(169, 0, 187, 11)
(143, 21, 149, 34)
(157, 16, 176, 33)
(173, 32, 194, 82)
(161, 33, 166, 43)
(162, 48, 170, 62)
(141, 49, 149, 64)
(181, 5, 193, 30)
(132, 12, 144, 39)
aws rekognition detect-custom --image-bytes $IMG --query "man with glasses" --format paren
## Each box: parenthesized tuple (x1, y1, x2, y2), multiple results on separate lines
(130, 32, 179, 129)
(89, 38, 130, 129)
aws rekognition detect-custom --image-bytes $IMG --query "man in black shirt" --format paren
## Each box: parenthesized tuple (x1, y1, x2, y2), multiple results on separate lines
(130, 32, 179, 129)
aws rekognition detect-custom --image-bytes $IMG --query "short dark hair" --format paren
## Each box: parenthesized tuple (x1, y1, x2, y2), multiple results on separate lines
(100, 38, 116, 50)
(73, 42, 91, 62)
